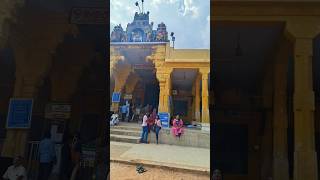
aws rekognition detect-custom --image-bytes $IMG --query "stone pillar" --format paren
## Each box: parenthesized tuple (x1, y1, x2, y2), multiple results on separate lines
(259, 58, 274, 180)
(199, 68, 210, 131)
(166, 72, 172, 112)
(110, 55, 124, 76)
(125, 73, 140, 94)
(0, 12, 77, 157)
(2, 75, 40, 157)
(191, 82, 195, 121)
(0, 0, 25, 48)
(110, 47, 127, 112)
(2, 44, 54, 157)
(195, 73, 201, 122)
(168, 72, 172, 115)
(292, 38, 318, 180)
(156, 68, 172, 113)
(111, 63, 131, 112)
(273, 37, 290, 180)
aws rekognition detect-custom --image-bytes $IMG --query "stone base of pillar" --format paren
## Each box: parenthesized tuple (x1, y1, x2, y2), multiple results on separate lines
(195, 111, 201, 121)
(2, 130, 28, 157)
(273, 157, 289, 180)
(111, 102, 119, 112)
(201, 123, 210, 132)
(294, 151, 318, 180)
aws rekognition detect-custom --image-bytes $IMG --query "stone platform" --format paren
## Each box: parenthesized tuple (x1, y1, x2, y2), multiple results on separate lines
(110, 122, 210, 149)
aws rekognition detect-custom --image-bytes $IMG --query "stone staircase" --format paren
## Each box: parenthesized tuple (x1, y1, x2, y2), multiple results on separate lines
(110, 123, 141, 144)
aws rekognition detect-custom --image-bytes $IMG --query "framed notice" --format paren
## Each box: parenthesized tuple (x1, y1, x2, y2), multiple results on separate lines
(124, 94, 132, 100)
(6, 98, 33, 129)
(158, 112, 170, 129)
(112, 92, 121, 103)
(45, 103, 71, 120)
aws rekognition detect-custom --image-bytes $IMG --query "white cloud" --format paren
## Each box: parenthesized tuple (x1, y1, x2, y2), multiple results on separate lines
(150, 0, 199, 18)
(151, 0, 179, 6)
(110, 0, 123, 10)
(178, 0, 199, 18)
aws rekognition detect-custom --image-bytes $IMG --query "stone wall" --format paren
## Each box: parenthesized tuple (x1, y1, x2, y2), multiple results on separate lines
(147, 128, 210, 149)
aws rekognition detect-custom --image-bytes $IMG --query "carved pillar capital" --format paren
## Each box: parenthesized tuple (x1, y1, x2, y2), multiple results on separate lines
(285, 20, 320, 40)
(110, 55, 125, 76)
(199, 68, 210, 77)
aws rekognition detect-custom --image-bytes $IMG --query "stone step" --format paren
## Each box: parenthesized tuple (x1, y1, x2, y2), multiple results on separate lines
(110, 134, 141, 144)
(110, 129, 141, 136)
(111, 125, 141, 131)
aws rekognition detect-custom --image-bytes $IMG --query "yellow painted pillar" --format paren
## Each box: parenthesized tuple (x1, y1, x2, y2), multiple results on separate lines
(168, 72, 173, 115)
(200, 68, 210, 131)
(125, 73, 140, 94)
(110, 48, 127, 112)
(110, 55, 124, 76)
(2, 42, 55, 157)
(273, 37, 290, 180)
(2, 76, 40, 157)
(111, 63, 131, 112)
(156, 68, 172, 113)
(195, 73, 201, 122)
(165, 71, 172, 114)
(293, 38, 318, 180)
(191, 81, 195, 121)
(158, 81, 166, 112)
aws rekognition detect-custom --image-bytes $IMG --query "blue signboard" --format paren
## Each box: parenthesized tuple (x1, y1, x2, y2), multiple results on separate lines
(6, 99, 33, 129)
(158, 112, 170, 128)
(112, 92, 121, 103)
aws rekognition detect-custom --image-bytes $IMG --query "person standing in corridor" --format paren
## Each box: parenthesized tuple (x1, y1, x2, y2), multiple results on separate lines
(38, 131, 56, 180)
(154, 115, 162, 144)
(140, 112, 149, 143)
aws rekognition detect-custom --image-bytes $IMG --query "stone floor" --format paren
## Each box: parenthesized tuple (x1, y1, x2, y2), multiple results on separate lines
(110, 141, 210, 176)
(110, 162, 210, 180)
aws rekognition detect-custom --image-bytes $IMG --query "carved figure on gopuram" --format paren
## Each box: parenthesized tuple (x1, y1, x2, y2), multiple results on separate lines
(146, 29, 152, 42)
(110, 0, 170, 43)
(156, 22, 168, 42)
(111, 24, 126, 42)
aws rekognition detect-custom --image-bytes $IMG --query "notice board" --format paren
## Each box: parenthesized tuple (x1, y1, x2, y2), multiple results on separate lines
(6, 99, 33, 129)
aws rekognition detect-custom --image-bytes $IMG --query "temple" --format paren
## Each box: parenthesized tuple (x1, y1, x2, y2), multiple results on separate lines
(110, 8, 211, 131)
(111, 11, 169, 43)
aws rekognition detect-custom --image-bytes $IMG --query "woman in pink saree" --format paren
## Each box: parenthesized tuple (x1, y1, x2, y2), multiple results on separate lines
(171, 115, 184, 138)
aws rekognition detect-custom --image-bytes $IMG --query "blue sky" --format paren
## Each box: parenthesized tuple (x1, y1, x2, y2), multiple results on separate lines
(110, 0, 210, 49)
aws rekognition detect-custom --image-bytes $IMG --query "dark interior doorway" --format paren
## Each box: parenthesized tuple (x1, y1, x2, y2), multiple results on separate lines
(143, 82, 159, 108)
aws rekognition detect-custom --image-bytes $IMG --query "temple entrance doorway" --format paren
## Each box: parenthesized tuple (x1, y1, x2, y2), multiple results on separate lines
(110, 44, 160, 120)
(132, 67, 159, 110)
(213, 21, 286, 180)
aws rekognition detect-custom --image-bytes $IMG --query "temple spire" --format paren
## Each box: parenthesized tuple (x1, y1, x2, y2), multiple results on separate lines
(142, 0, 144, 14)
(135, 1, 141, 13)
(111, 0, 169, 43)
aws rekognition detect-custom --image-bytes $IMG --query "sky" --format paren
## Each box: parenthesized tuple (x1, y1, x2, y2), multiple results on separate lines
(110, 0, 210, 49)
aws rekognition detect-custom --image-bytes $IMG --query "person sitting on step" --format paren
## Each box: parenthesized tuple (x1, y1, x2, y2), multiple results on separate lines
(171, 115, 184, 139)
